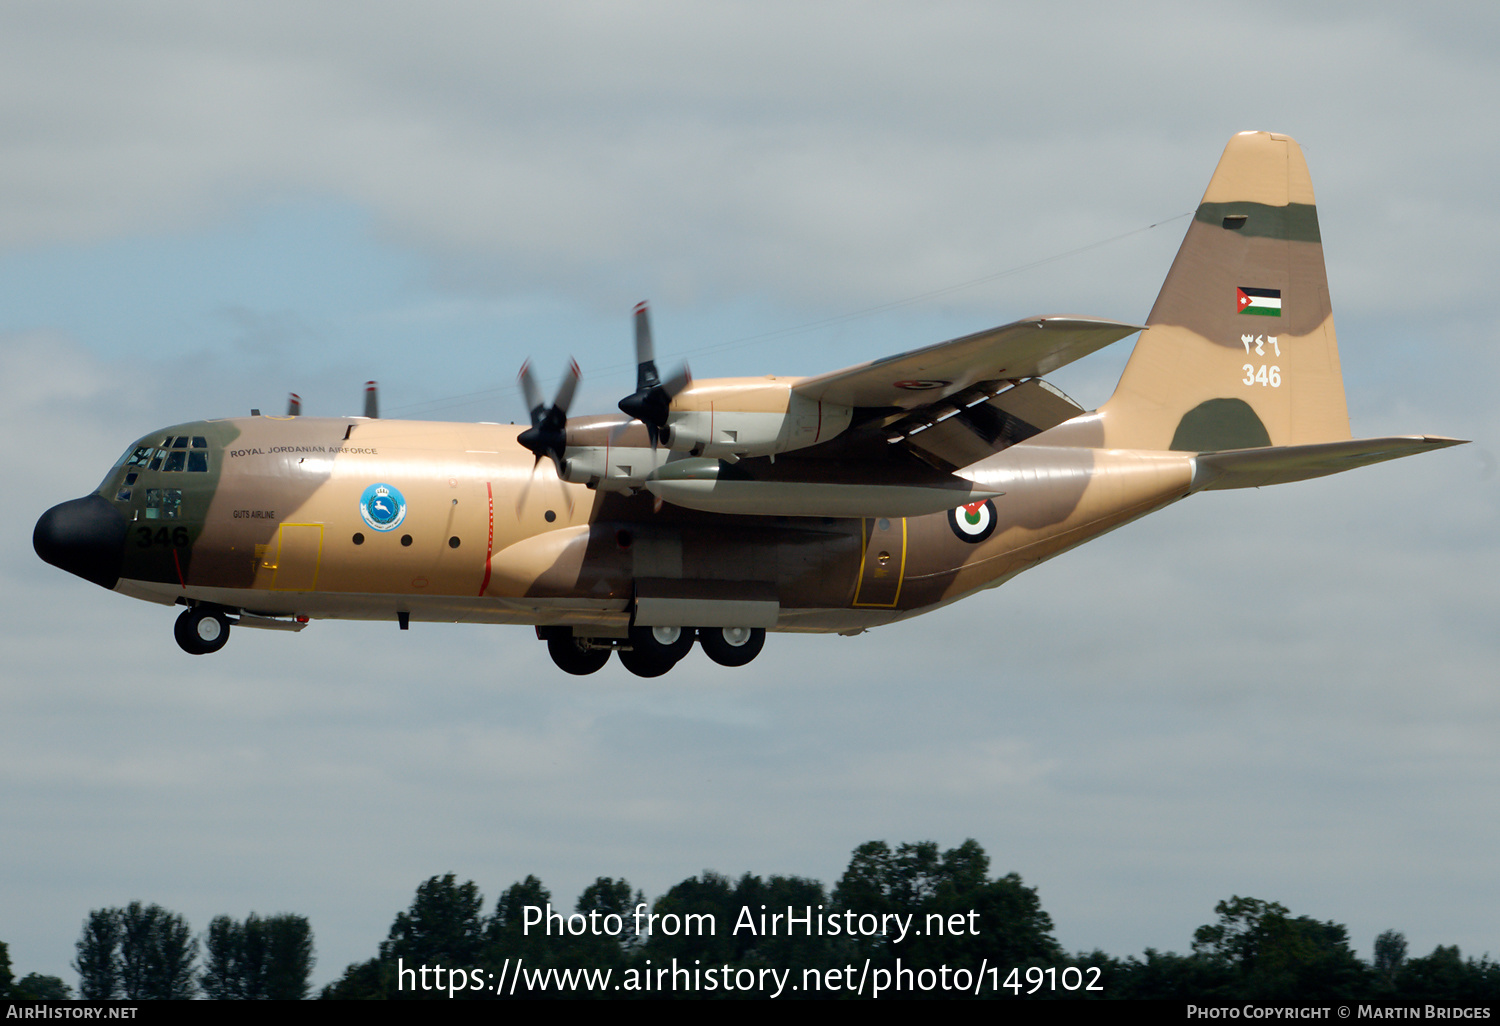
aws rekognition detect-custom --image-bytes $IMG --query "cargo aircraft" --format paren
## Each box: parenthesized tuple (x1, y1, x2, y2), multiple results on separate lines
(34, 133, 1464, 676)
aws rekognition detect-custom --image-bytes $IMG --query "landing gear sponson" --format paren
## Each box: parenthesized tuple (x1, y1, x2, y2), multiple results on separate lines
(537, 625, 767, 677)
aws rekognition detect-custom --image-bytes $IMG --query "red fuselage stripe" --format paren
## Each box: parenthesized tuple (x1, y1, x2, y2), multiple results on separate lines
(479, 481, 494, 596)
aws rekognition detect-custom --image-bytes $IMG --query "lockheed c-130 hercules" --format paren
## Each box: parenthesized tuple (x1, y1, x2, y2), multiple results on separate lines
(34, 132, 1464, 677)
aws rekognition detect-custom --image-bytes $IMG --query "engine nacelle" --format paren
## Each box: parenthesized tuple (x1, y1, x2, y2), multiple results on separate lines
(662, 378, 852, 459)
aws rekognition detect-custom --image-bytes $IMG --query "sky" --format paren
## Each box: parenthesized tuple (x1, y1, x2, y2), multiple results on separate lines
(3, 1, 1497, 993)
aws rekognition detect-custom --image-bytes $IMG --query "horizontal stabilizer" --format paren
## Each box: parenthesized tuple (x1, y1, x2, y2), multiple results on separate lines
(1191, 436, 1467, 491)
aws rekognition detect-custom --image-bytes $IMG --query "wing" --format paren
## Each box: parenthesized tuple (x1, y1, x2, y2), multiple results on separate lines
(792, 315, 1142, 410)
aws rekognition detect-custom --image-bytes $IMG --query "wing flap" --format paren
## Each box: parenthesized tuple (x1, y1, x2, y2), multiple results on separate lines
(898, 378, 1088, 470)
(793, 315, 1142, 410)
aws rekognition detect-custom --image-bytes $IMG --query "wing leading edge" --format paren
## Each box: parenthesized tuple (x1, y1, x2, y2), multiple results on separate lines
(791, 315, 1143, 411)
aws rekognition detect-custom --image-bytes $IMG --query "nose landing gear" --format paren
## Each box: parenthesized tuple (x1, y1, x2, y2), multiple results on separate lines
(174, 606, 231, 655)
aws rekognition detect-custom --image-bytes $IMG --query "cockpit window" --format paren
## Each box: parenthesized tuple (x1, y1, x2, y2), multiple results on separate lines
(121, 437, 212, 475)
(114, 470, 139, 502)
(144, 488, 182, 519)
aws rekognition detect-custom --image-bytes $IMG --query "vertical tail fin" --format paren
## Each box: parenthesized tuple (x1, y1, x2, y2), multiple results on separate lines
(1098, 132, 1350, 452)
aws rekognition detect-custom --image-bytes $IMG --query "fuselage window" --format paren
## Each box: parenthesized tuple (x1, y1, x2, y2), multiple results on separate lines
(171, 436, 190, 449)
(187, 452, 208, 473)
(148, 450, 165, 471)
(127, 446, 155, 468)
(192, 436, 207, 449)
(163, 451, 186, 472)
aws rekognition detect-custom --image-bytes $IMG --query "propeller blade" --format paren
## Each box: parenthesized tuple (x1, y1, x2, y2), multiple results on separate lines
(364, 381, 379, 419)
(618, 301, 692, 448)
(287, 393, 301, 417)
(633, 301, 658, 390)
(662, 363, 692, 397)
(553, 359, 581, 420)
(518, 361, 544, 424)
(515, 360, 581, 475)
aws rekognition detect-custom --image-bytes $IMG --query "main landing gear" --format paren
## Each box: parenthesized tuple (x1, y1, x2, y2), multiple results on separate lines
(539, 625, 767, 677)
(174, 606, 231, 655)
(697, 626, 766, 667)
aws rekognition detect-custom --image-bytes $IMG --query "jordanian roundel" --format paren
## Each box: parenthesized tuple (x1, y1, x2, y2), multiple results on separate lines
(948, 500, 996, 543)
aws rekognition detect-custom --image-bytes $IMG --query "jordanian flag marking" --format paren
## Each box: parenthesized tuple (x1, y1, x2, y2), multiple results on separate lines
(1237, 286, 1282, 317)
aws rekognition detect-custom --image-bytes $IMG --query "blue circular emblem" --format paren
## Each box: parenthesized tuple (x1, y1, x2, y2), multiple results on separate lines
(359, 483, 407, 532)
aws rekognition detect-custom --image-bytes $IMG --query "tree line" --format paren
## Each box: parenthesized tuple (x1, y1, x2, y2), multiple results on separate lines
(4, 839, 1495, 1000)
(318, 840, 1500, 1001)
(44, 904, 313, 1000)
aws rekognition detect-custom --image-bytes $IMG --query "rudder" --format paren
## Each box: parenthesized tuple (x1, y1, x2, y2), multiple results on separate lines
(1098, 132, 1351, 451)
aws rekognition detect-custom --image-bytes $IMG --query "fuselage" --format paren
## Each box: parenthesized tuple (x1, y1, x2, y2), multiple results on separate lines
(35, 412, 1197, 637)
(30, 133, 1463, 675)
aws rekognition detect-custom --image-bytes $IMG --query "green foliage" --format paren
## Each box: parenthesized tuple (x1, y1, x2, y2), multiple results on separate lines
(307, 848, 1500, 1002)
(1188, 895, 1368, 1001)
(1395, 945, 1500, 1003)
(202, 913, 315, 999)
(73, 903, 197, 1000)
(73, 908, 122, 1000)
(1373, 929, 1407, 990)
(831, 838, 1060, 989)
(641, 871, 739, 964)
(15, 973, 72, 1000)
(0, 940, 12, 998)
(385, 873, 486, 969)
(320, 957, 389, 1000)
(118, 902, 197, 1000)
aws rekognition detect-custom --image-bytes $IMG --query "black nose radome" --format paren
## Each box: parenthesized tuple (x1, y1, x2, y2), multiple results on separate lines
(34, 494, 127, 590)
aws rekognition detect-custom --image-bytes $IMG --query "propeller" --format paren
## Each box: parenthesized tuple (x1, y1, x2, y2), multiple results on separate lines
(515, 359, 581, 515)
(287, 393, 301, 417)
(364, 381, 379, 419)
(616, 301, 690, 447)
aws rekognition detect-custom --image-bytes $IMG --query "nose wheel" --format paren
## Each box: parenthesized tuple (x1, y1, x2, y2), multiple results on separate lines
(174, 606, 231, 655)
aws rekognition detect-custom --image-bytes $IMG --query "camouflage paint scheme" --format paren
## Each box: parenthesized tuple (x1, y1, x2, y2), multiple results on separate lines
(34, 133, 1464, 672)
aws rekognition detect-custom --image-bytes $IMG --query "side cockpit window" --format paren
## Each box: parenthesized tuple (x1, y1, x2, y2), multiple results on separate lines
(114, 472, 139, 502)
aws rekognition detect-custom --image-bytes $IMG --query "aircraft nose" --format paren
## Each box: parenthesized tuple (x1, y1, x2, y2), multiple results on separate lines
(33, 493, 128, 590)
